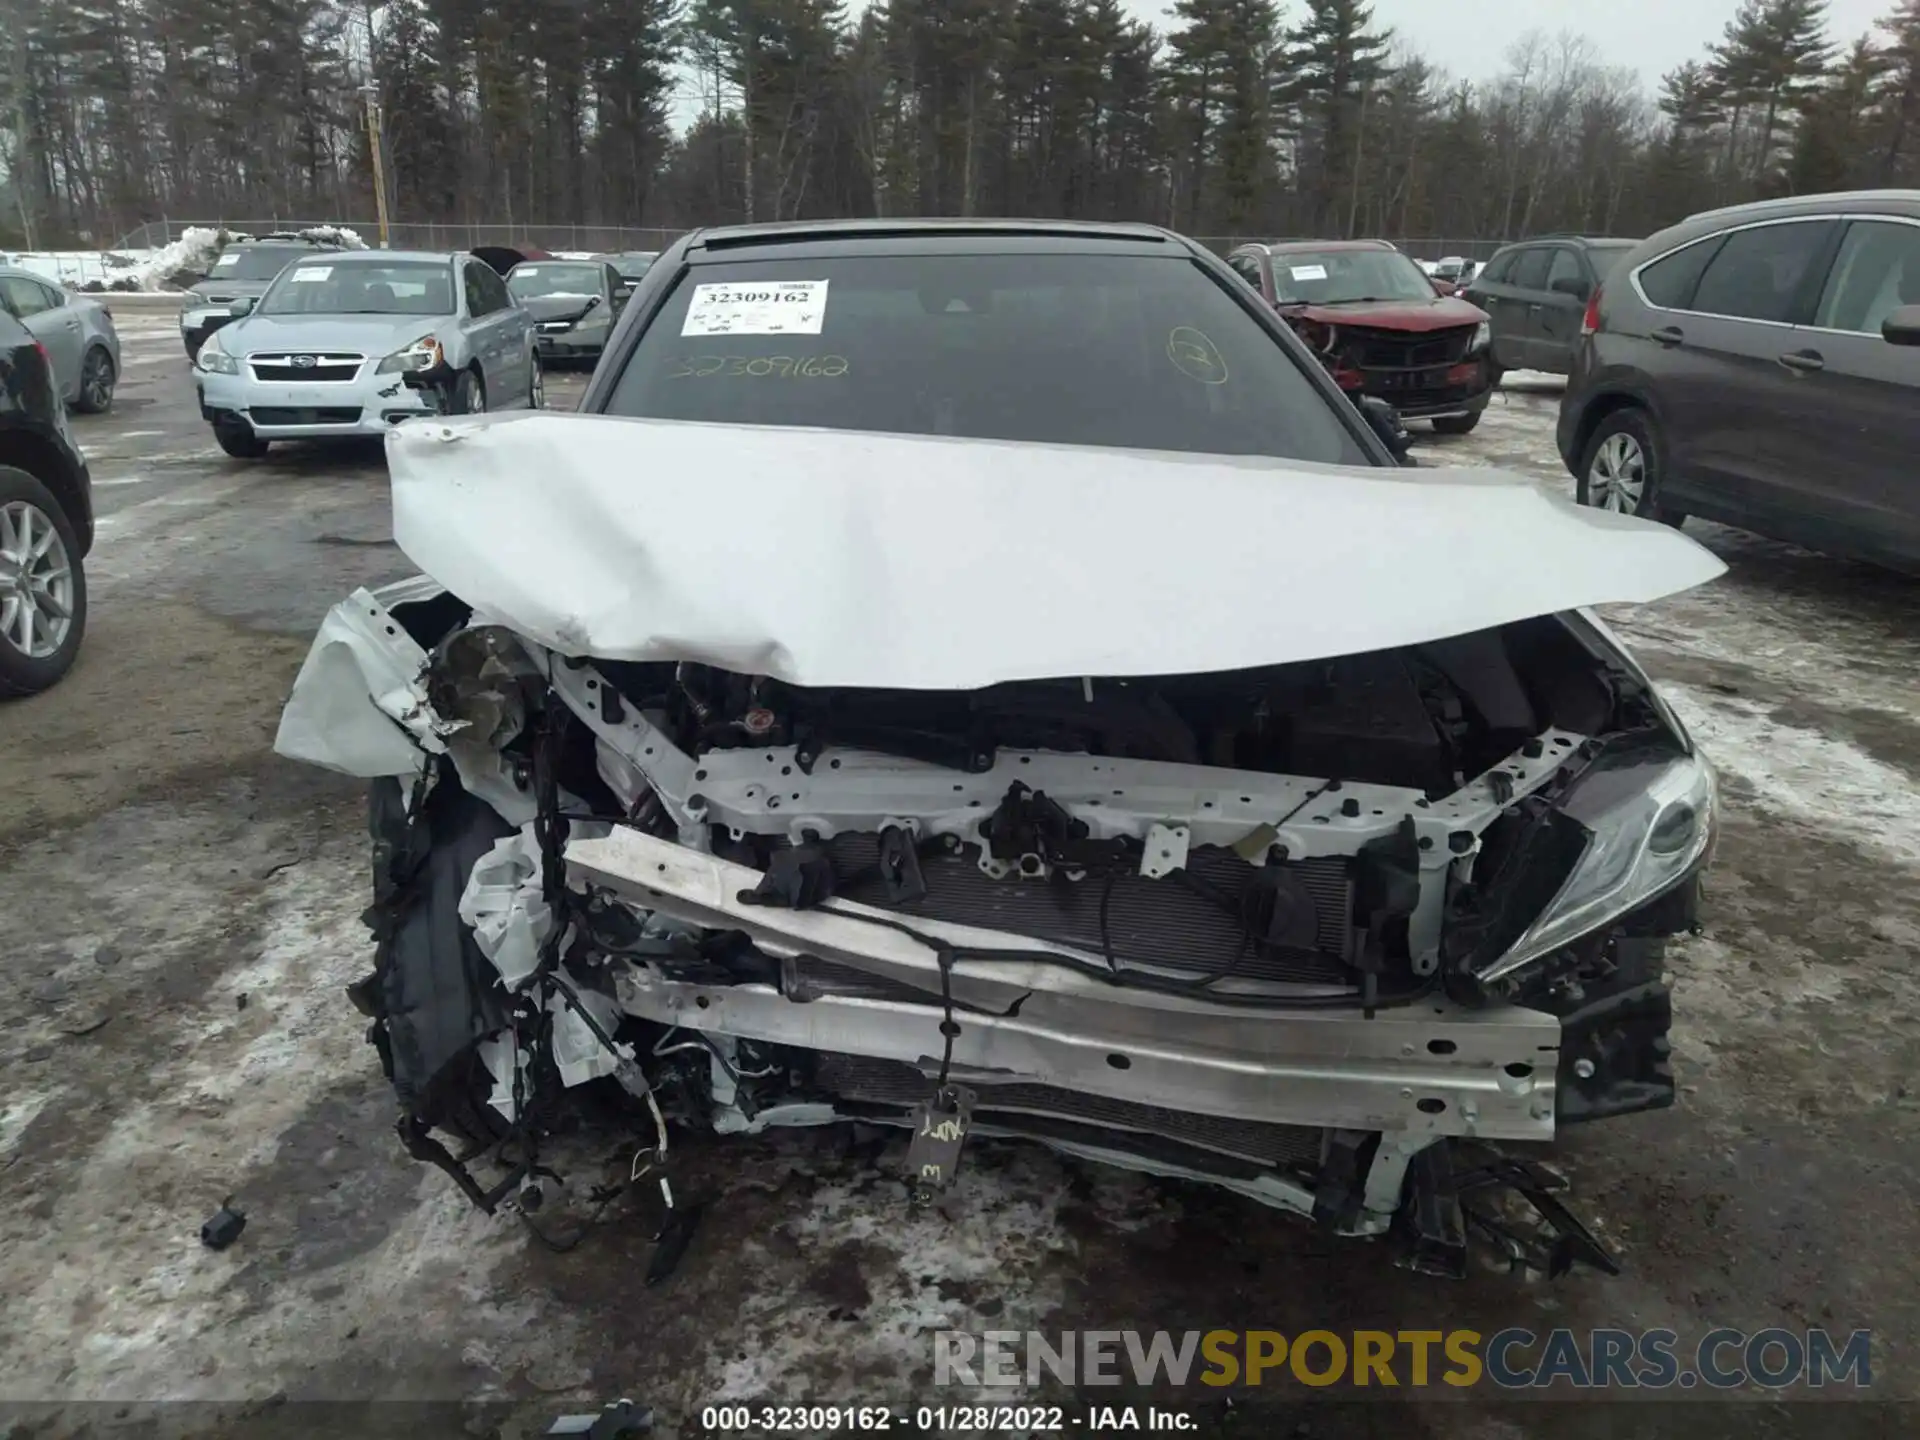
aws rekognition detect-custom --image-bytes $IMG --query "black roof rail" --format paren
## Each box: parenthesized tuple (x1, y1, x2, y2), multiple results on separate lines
(696, 217, 1176, 251)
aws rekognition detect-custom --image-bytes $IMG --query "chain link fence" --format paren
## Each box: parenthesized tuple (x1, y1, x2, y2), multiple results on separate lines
(1192, 237, 1510, 262)
(117, 220, 1515, 263)
(114, 219, 689, 254)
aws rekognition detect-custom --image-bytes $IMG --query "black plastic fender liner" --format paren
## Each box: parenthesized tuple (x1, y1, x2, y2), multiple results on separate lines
(363, 765, 515, 1114)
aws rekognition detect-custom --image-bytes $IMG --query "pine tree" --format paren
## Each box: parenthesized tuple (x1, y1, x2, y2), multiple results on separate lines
(1786, 34, 1887, 193)
(1163, 0, 1281, 235)
(1280, 0, 1392, 235)
(1874, 0, 1920, 181)
(1709, 0, 1836, 189)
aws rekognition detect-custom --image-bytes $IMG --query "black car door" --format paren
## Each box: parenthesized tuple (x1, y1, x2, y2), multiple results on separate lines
(1535, 247, 1594, 374)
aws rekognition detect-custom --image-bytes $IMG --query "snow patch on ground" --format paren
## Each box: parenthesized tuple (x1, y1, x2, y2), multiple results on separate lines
(1662, 682, 1920, 872)
(694, 1147, 1191, 1412)
(0, 848, 534, 1401)
(2, 249, 155, 285)
(703, 1152, 1073, 1405)
(0, 1089, 57, 1160)
(1497, 368, 1566, 393)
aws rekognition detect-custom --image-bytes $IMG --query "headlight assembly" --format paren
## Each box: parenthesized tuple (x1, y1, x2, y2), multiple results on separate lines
(1470, 320, 1492, 353)
(196, 336, 239, 375)
(1478, 750, 1717, 984)
(377, 335, 445, 374)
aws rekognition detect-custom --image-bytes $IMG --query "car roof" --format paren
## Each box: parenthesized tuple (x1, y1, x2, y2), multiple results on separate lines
(1679, 188, 1920, 226)
(1506, 234, 1639, 248)
(682, 217, 1193, 261)
(283, 249, 459, 266)
(1259, 239, 1396, 254)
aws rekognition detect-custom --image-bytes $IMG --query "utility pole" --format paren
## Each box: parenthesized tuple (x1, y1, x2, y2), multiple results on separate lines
(363, 84, 391, 248)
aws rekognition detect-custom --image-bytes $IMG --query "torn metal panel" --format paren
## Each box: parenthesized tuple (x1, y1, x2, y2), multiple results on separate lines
(385, 413, 1726, 690)
(274, 587, 455, 776)
(457, 823, 553, 991)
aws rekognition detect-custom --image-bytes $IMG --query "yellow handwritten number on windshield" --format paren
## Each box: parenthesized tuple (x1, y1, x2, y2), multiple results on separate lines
(1167, 327, 1228, 384)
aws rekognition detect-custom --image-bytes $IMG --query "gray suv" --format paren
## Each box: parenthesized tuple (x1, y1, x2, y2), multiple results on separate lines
(1466, 235, 1639, 375)
(1557, 190, 1920, 571)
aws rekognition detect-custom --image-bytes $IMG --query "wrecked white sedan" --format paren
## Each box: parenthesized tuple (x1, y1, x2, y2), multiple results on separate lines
(276, 220, 1725, 1277)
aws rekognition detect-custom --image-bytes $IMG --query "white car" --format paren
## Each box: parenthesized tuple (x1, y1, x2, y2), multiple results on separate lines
(193, 250, 540, 458)
(272, 219, 1728, 1277)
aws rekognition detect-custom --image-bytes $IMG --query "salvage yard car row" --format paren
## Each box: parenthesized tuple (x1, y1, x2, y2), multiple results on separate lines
(8, 201, 1919, 1252)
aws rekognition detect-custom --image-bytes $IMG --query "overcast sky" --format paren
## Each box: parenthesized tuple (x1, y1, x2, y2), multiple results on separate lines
(668, 0, 1900, 132)
(1130, 0, 1899, 83)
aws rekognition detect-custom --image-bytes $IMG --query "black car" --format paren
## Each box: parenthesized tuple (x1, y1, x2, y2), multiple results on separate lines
(506, 258, 633, 363)
(1465, 235, 1640, 375)
(1557, 190, 1920, 569)
(0, 308, 94, 696)
(179, 236, 350, 360)
(586, 220, 1414, 461)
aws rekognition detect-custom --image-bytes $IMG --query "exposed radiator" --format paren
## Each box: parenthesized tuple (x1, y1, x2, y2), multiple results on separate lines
(813, 1052, 1324, 1170)
(825, 835, 1355, 987)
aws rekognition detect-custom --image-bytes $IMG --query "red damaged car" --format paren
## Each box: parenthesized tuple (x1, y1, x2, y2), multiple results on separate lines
(1226, 240, 1495, 434)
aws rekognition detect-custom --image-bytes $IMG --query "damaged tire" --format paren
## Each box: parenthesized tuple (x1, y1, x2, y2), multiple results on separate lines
(0, 465, 88, 698)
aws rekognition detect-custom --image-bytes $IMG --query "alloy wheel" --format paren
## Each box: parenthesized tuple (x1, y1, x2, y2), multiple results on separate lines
(530, 358, 546, 410)
(81, 350, 115, 411)
(1588, 431, 1647, 514)
(0, 499, 75, 659)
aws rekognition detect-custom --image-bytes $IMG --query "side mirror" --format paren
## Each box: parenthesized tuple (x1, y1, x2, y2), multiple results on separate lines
(1357, 395, 1413, 464)
(1551, 276, 1592, 300)
(1884, 303, 1920, 347)
(614, 285, 632, 305)
(228, 296, 255, 318)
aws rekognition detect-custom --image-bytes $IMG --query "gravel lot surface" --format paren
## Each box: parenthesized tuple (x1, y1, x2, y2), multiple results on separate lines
(2, 332, 1915, 1438)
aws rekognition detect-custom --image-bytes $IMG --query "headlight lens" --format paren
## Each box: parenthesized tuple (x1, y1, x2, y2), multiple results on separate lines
(1471, 320, 1491, 353)
(377, 335, 445, 374)
(1478, 752, 1717, 983)
(196, 336, 239, 374)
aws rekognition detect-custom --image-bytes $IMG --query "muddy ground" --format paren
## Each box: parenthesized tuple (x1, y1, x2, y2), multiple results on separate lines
(1, 333, 1916, 1438)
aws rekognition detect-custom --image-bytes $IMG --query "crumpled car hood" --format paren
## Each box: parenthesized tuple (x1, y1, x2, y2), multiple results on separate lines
(517, 294, 601, 324)
(1281, 295, 1487, 331)
(384, 412, 1726, 691)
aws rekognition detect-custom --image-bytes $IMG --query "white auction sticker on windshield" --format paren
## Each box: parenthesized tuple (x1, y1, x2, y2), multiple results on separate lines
(1289, 264, 1329, 281)
(289, 266, 332, 282)
(682, 280, 829, 337)
(213, 253, 240, 269)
